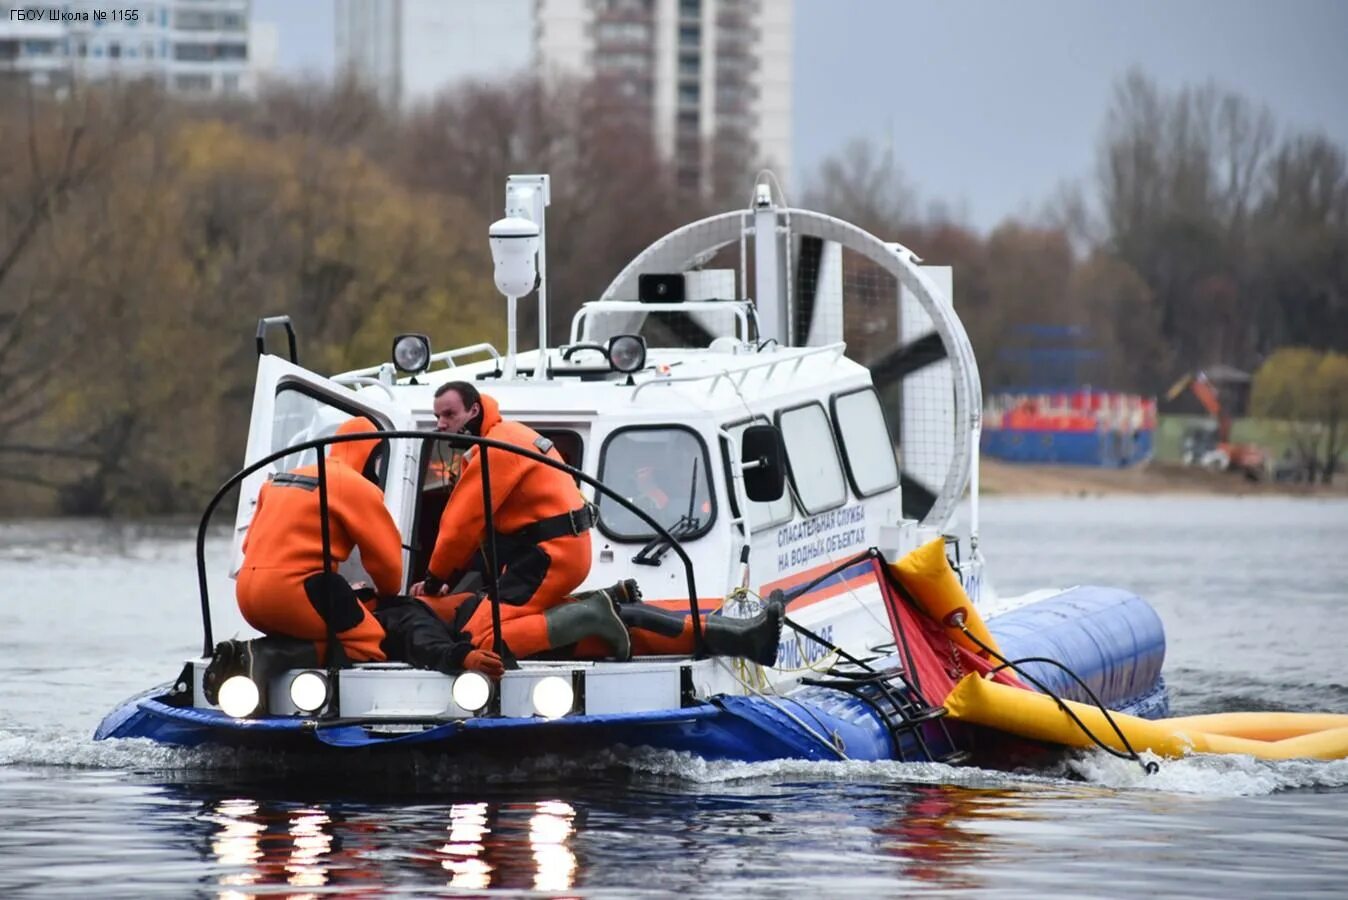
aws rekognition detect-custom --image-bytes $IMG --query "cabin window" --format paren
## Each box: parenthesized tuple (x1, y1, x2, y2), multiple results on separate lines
(596, 426, 715, 542)
(776, 402, 847, 515)
(830, 387, 900, 497)
(724, 417, 793, 531)
(270, 385, 386, 485)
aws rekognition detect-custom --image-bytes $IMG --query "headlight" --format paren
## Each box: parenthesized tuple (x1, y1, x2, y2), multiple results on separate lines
(218, 675, 260, 718)
(531, 675, 575, 719)
(288, 670, 329, 714)
(452, 671, 492, 712)
(392, 333, 432, 374)
(607, 334, 647, 373)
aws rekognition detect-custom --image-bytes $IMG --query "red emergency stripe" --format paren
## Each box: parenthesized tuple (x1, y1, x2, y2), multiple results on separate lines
(640, 557, 880, 615)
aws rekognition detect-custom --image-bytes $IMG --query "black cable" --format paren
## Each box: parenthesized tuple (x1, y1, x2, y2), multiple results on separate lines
(958, 625, 1159, 775)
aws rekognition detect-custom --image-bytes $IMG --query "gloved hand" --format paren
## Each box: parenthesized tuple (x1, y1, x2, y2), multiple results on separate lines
(464, 648, 505, 679)
(411, 573, 449, 598)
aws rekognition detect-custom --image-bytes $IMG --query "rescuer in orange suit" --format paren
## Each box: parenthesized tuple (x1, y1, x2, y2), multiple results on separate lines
(233, 416, 402, 663)
(206, 416, 504, 705)
(414, 381, 594, 648)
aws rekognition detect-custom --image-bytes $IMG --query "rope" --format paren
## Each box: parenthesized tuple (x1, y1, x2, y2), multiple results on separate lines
(958, 625, 1159, 776)
(712, 657, 849, 761)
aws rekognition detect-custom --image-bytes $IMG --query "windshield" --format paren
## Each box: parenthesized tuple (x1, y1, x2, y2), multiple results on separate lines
(596, 427, 715, 541)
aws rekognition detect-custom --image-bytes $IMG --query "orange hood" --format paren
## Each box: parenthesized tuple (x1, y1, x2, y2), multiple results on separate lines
(330, 417, 382, 474)
(476, 392, 503, 436)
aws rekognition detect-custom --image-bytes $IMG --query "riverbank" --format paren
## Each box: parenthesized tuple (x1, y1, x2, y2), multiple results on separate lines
(978, 458, 1343, 497)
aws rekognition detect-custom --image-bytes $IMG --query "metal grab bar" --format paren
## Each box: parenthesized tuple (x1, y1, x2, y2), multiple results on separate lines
(331, 343, 502, 381)
(570, 300, 754, 345)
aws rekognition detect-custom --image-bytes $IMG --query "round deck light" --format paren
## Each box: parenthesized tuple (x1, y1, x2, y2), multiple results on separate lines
(607, 334, 647, 373)
(288, 671, 329, 714)
(452, 671, 492, 713)
(218, 675, 260, 718)
(392, 333, 432, 374)
(532, 676, 574, 719)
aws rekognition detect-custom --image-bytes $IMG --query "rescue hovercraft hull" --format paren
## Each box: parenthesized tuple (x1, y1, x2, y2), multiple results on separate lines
(95, 586, 1167, 765)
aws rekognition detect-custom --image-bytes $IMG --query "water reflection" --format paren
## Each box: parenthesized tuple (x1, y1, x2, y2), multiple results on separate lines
(874, 784, 1001, 889)
(201, 794, 579, 894)
(205, 798, 358, 896)
(183, 775, 1116, 895)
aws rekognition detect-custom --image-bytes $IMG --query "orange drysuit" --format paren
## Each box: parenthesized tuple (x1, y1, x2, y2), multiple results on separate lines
(236, 418, 401, 662)
(426, 393, 592, 644)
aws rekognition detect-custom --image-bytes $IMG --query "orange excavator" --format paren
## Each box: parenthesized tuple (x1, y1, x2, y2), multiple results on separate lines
(1164, 371, 1268, 480)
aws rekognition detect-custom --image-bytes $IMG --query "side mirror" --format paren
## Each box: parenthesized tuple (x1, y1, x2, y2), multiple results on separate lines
(741, 424, 786, 502)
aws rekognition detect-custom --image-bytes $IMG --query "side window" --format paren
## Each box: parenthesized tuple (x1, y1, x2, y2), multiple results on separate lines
(777, 403, 847, 515)
(597, 427, 715, 541)
(725, 417, 792, 531)
(831, 387, 900, 497)
(271, 386, 383, 484)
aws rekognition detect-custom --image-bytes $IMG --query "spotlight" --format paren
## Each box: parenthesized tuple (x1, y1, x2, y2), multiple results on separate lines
(288, 671, 329, 714)
(392, 333, 432, 374)
(531, 675, 575, 719)
(452, 671, 492, 713)
(607, 334, 647, 373)
(217, 675, 260, 718)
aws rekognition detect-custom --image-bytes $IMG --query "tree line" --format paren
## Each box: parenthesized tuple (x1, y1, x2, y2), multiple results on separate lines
(0, 70, 1343, 515)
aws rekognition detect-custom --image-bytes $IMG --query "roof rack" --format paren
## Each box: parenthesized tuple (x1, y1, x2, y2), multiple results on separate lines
(629, 342, 847, 400)
(570, 299, 757, 345)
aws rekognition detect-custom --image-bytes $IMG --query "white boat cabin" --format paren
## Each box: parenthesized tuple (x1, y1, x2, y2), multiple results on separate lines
(218, 173, 986, 715)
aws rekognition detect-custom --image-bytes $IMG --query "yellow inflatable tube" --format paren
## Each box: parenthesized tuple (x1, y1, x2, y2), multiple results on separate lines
(890, 538, 1004, 661)
(1161, 712, 1348, 742)
(946, 674, 1348, 761)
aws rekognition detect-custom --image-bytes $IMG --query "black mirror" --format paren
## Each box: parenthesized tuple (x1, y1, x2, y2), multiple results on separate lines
(741, 424, 786, 502)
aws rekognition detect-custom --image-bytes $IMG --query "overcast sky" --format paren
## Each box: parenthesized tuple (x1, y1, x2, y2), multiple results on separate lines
(253, 0, 1348, 233)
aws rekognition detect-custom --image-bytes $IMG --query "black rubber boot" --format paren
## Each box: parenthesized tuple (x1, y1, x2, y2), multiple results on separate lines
(702, 593, 785, 666)
(202, 639, 247, 706)
(605, 579, 642, 605)
(249, 635, 322, 680)
(203, 636, 320, 711)
(546, 591, 633, 661)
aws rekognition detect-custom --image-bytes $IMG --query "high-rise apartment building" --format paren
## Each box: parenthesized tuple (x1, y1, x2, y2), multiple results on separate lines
(0, 1, 255, 96)
(335, 0, 792, 189)
(335, 0, 534, 108)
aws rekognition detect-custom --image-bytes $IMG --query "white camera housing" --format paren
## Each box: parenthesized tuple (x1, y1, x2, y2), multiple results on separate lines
(488, 216, 540, 299)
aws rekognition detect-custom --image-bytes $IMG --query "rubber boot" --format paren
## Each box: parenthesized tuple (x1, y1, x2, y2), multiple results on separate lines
(606, 578, 642, 605)
(203, 635, 320, 711)
(544, 591, 632, 661)
(701, 594, 785, 666)
(202, 639, 248, 705)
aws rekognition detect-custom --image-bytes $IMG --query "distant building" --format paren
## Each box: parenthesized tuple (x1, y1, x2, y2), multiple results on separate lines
(0, 0, 257, 96)
(335, 0, 533, 107)
(335, 0, 793, 191)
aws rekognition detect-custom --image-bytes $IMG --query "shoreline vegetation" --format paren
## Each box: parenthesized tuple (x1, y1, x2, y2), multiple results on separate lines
(2, 72, 1344, 517)
(978, 458, 1345, 497)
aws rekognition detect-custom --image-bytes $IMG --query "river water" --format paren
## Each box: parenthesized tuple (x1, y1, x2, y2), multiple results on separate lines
(2, 496, 1347, 897)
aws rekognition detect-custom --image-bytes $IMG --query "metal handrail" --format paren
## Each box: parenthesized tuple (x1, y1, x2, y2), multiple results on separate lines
(629, 342, 848, 400)
(570, 300, 754, 345)
(328, 375, 397, 401)
(195, 430, 705, 661)
(331, 343, 502, 381)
